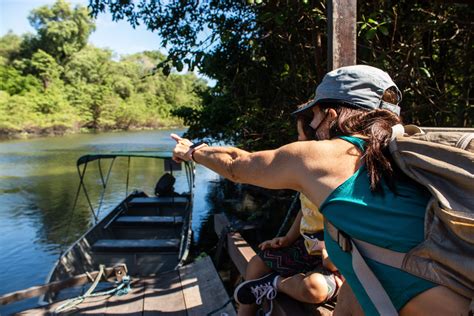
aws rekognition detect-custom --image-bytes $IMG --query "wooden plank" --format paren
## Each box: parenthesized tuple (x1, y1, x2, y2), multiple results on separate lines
(143, 271, 187, 315)
(227, 233, 257, 277)
(16, 288, 111, 315)
(272, 293, 310, 316)
(115, 215, 183, 225)
(92, 239, 180, 252)
(327, 0, 357, 70)
(129, 196, 188, 205)
(179, 256, 236, 316)
(73, 295, 108, 315)
(0, 267, 120, 306)
(104, 279, 145, 315)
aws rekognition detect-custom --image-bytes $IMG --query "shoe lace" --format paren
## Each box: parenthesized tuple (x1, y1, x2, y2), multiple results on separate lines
(250, 283, 277, 305)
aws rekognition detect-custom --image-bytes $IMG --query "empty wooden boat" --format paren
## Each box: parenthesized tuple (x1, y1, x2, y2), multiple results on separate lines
(41, 152, 195, 304)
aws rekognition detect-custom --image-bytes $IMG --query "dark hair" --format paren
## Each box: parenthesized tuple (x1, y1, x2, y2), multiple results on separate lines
(322, 89, 402, 191)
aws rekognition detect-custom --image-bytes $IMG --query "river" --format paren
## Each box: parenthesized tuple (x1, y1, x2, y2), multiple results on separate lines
(0, 129, 220, 314)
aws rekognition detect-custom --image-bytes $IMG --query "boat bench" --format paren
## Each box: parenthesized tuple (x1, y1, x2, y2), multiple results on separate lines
(115, 216, 183, 226)
(92, 239, 180, 252)
(128, 196, 188, 205)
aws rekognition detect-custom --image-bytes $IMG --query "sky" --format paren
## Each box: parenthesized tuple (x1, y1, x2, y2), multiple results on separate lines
(0, 0, 166, 58)
(0, 0, 216, 84)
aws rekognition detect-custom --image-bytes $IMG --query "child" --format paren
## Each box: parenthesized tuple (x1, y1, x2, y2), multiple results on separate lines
(233, 109, 343, 316)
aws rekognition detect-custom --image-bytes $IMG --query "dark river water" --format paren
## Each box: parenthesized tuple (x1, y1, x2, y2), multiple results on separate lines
(0, 129, 220, 314)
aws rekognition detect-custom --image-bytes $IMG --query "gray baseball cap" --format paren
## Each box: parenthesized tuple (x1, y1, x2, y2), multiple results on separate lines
(292, 65, 402, 116)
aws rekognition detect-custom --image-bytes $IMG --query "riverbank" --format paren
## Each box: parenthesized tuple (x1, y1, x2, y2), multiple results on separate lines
(0, 122, 187, 141)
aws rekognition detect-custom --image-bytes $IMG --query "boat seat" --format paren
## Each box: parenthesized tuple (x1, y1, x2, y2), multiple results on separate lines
(92, 239, 180, 252)
(115, 216, 183, 225)
(128, 196, 188, 206)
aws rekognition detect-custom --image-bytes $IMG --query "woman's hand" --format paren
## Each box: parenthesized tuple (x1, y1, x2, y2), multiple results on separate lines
(171, 133, 193, 162)
(258, 236, 291, 250)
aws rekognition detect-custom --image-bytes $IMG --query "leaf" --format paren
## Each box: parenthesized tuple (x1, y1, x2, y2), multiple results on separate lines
(275, 14, 285, 26)
(420, 67, 431, 78)
(368, 18, 378, 25)
(162, 65, 171, 76)
(379, 25, 389, 36)
(366, 28, 376, 40)
(175, 60, 183, 72)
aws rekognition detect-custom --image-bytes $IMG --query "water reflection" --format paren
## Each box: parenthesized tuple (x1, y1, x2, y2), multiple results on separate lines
(0, 130, 219, 305)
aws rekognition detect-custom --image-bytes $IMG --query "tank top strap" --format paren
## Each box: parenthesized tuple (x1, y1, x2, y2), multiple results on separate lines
(338, 136, 366, 152)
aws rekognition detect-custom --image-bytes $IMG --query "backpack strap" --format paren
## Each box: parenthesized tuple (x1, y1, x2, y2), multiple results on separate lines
(325, 218, 404, 316)
(390, 124, 425, 141)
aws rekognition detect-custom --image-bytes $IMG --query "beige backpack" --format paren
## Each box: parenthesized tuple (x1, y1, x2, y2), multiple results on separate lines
(325, 125, 474, 315)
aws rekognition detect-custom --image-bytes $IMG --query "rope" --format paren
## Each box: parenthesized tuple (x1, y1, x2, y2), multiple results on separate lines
(54, 267, 131, 314)
(276, 193, 300, 237)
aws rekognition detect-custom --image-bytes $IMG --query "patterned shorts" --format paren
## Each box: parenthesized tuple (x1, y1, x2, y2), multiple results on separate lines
(258, 236, 327, 278)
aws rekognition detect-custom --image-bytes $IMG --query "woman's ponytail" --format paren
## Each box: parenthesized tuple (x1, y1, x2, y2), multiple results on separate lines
(326, 106, 401, 191)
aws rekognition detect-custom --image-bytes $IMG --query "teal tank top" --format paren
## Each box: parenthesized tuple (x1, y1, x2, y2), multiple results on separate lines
(321, 136, 436, 315)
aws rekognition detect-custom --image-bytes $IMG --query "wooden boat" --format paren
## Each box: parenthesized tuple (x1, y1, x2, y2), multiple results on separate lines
(41, 151, 195, 304)
(0, 151, 236, 315)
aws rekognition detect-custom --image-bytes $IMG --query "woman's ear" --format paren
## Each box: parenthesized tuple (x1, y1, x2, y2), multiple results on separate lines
(327, 108, 338, 121)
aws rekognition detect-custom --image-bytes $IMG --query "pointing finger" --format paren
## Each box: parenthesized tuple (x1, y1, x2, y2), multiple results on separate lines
(170, 133, 182, 142)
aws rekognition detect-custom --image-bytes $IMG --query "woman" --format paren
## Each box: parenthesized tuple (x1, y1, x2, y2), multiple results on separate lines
(172, 65, 470, 315)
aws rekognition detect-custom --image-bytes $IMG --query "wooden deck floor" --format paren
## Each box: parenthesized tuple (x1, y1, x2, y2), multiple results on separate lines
(18, 256, 236, 316)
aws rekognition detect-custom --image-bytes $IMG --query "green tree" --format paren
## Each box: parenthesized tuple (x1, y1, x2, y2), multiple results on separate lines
(0, 1, 207, 136)
(0, 64, 40, 95)
(357, 1, 473, 127)
(90, 0, 473, 150)
(30, 49, 63, 90)
(25, 0, 96, 65)
(0, 31, 22, 63)
(63, 45, 112, 85)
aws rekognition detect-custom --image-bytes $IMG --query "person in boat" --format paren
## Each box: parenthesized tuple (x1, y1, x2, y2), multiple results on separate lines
(228, 107, 344, 315)
(171, 65, 470, 315)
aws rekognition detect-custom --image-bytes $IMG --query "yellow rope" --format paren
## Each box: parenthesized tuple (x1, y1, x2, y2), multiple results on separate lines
(54, 264, 105, 314)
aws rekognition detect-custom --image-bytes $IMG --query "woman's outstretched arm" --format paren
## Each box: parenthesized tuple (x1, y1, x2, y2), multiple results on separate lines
(171, 134, 314, 192)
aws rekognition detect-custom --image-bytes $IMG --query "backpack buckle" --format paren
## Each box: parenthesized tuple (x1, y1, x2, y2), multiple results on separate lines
(337, 230, 352, 252)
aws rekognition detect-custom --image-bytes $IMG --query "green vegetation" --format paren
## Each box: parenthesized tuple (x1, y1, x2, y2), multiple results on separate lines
(91, 0, 473, 150)
(0, 0, 206, 137)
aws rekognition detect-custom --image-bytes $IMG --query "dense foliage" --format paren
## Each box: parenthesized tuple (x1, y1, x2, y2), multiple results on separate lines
(90, 0, 473, 150)
(0, 0, 206, 136)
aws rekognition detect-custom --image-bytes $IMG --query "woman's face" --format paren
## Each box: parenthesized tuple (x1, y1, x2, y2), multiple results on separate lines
(310, 106, 331, 140)
(296, 119, 308, 141)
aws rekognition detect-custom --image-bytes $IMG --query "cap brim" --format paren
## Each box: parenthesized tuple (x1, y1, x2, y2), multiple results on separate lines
(291, 99, 318, 116)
